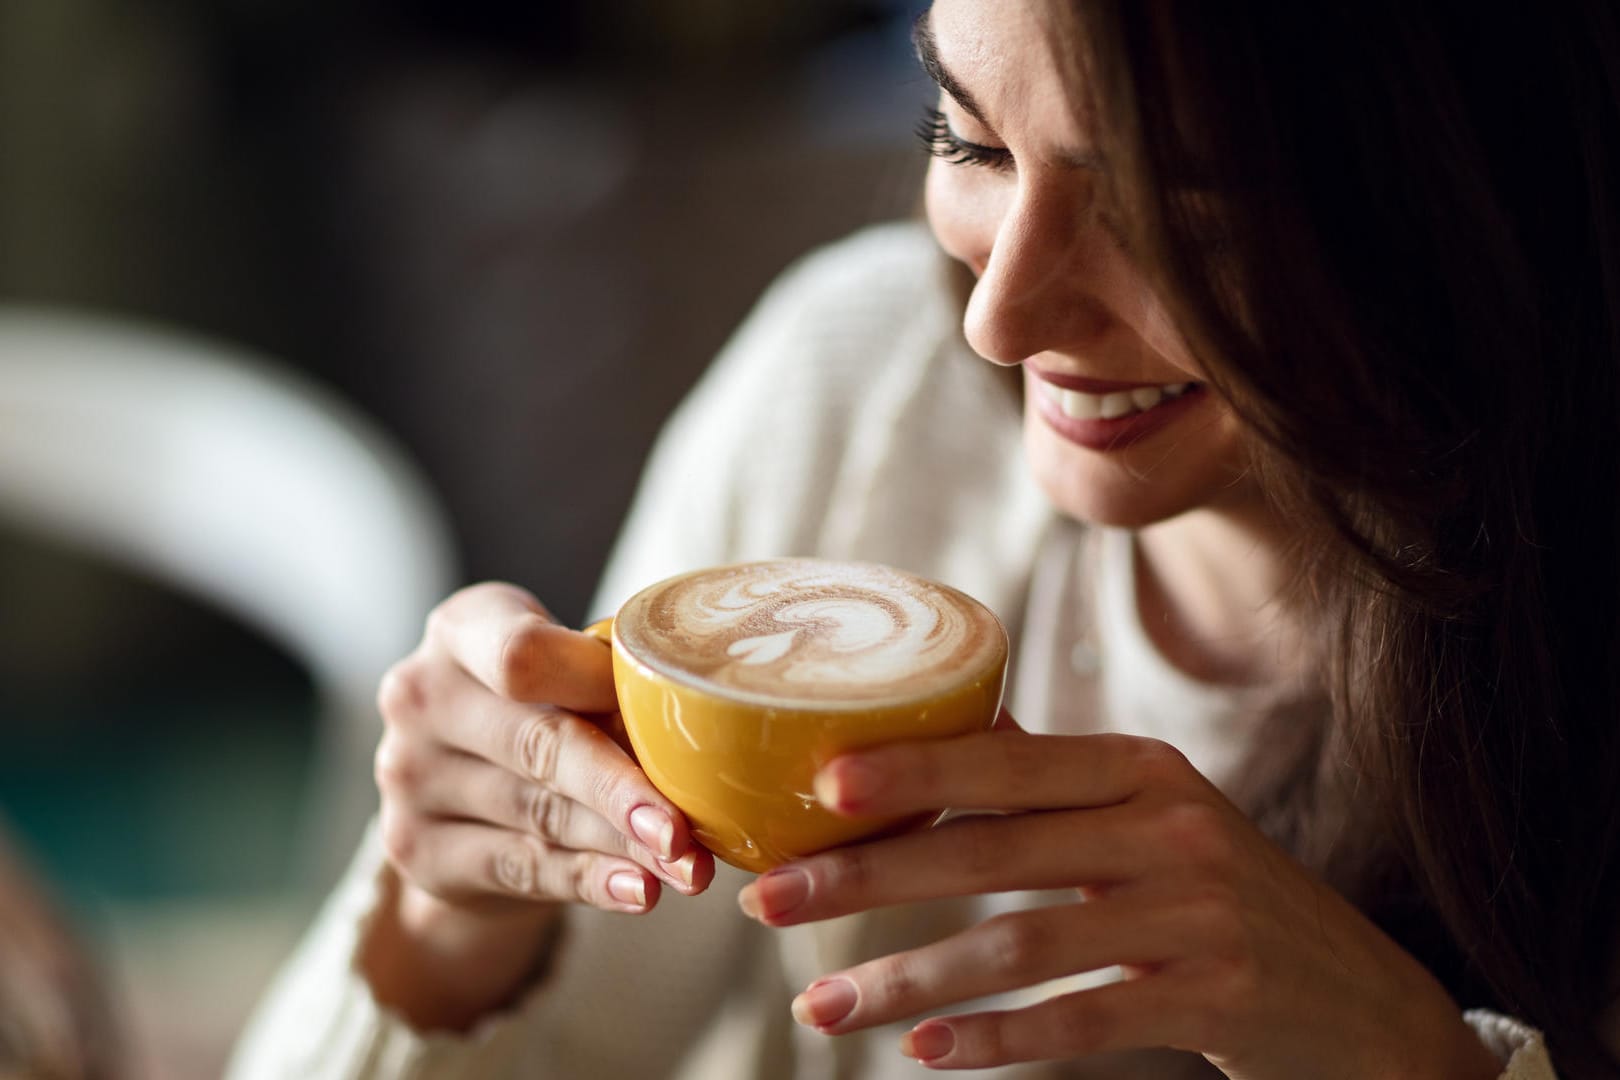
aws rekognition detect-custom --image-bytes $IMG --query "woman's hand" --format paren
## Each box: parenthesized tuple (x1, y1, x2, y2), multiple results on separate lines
(362, 582, 715, 1030)
(736, 728, 1500, 1080)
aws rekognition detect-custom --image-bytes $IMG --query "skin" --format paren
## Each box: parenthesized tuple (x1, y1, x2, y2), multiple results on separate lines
(360, 583, 716, 1030)
(359, 0, 1502, 1072)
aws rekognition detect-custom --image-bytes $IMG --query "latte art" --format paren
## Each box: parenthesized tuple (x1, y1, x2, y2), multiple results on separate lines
(615, 560, 1005, 706)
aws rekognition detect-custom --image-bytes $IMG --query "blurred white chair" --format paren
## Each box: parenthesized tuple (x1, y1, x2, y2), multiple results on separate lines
(0, 304, 458, 882)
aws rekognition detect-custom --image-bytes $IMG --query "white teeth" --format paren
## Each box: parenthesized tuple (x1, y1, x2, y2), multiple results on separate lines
(1041, 379, 1198, 422)
(1099, 392, 1134, 419)
(1059, 388, 1101, 419)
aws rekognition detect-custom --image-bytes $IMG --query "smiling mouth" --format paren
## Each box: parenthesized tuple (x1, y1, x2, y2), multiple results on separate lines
(1033, 379, 1203, 420)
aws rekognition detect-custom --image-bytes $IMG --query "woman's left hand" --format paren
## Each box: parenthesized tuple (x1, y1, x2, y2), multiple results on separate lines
(736, 728, 1502, 1080)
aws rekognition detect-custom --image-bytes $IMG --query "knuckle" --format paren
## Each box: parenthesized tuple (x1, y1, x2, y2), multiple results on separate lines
(376, 659, 429, 725)
(955, 817, 1012, 879)
(1002, 737, 1049, 792)
(493, 615, 552, 699)
(982, 912, 1053, 975)
(1156, 800, 1233, 868)
(903, 743, 943, 797)
(378, 807, 422, 871)
(513, 712, 563, 782)
(870, 954, 921, 1006)
(525, 786, 571, 841)
(1182, 887, 1251, 969)
(423, 602, 451, 644)
(1196, 958, 1262, 1041)
(490, 837, 548, 897)
(372, 735, 423, 800)
(973, 1017, 1013, 1064)
(1221, 956, 1264, 1013)
(822, 844, 874, 895)
(566, 856, 595, 905)
(1134, 737, 1192, 784)
(1198, 893, 1257, 971)
(581, 733, 633, 810)
(1183, 882, 1242, 931)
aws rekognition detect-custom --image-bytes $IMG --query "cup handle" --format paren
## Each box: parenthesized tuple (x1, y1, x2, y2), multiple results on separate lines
(580, 617, 636, 758)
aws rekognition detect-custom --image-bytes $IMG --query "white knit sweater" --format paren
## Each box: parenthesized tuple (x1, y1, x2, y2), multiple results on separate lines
(228, 223, 1559, 1080)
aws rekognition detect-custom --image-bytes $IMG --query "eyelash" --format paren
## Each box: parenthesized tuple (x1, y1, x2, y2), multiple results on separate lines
(915, 107, 1013, 172)
(912, 106, 1143, 257)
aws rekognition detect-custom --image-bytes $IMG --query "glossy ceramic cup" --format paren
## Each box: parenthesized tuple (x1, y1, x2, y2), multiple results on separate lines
(583, 565, 1007, 873)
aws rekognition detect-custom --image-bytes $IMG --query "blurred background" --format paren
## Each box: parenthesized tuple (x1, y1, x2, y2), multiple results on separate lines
(0, 0, 932, 1073)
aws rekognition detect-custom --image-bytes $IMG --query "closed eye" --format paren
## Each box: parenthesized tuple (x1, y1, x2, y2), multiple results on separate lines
(916, 107, 1014, 173)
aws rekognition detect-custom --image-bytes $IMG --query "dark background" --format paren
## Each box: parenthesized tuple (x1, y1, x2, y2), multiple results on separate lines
(2, 0, 933, 622)
(0, 1, 932, 1072)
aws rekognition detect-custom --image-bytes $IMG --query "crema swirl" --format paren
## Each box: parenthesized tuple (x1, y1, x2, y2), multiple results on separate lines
(614, 559, 1006, 707)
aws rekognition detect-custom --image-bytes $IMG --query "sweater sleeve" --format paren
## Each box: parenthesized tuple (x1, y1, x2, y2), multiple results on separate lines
(224, 823, 545, 1080)
(1465, 1011, 1557, 1080)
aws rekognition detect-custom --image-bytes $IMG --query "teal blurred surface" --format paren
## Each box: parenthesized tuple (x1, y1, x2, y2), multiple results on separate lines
(0, 525, 318, 907)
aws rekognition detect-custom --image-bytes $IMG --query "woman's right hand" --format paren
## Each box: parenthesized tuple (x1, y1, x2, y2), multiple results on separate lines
(361, 582, 715, 1030)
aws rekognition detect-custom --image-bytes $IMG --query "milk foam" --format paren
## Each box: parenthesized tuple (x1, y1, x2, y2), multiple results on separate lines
(615, 560, 1005, 706)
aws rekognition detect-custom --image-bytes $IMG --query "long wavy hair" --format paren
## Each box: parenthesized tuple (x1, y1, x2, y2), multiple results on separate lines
(1045, 2, 1620, 1075)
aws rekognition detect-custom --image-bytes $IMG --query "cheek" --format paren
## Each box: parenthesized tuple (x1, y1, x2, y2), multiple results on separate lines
(924, 163, 1000, 275)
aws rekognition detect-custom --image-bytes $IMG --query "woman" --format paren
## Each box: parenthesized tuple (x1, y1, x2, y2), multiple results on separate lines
(231, 1, 1620, 1077)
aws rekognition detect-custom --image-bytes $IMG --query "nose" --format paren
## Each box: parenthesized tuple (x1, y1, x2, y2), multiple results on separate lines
(960, 181, 1114, 366)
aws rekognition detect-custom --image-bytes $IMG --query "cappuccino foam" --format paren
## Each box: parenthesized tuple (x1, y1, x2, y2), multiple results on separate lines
(614, 560, 1006, 707)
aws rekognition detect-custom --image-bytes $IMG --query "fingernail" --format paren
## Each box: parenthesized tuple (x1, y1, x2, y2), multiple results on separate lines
(606, 871, 647, 908)
(815, 757, 880, 812)
(738, 867, 809, 921)
(791, 977, 857, 1030)
(629, 805, 675, 860)
(659, 850, 696, 889)
(900, 1022, 955, 1062)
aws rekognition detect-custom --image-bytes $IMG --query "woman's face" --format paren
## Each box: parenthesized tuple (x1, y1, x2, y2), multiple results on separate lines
(922, 0, 1253, 528)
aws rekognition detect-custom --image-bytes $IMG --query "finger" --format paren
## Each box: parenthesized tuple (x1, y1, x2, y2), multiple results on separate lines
(897, 977, 1190, 1069)
(379, 808, 661, 913)
(739, 804, 1147, 925)
(427, 582, 616, 711)
(814, 732, 1198, 817)
(789, 899, 1191, 1036)
(425, 687, 696, 863)
(378, 742, 709, 894)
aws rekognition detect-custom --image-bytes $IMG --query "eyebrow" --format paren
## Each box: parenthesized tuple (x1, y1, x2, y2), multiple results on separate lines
(912, 12, 990, 127)
(911, 10, 1111, 175)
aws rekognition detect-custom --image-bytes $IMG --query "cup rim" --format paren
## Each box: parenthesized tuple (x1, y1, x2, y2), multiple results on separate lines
(611, 558, 1009, 713)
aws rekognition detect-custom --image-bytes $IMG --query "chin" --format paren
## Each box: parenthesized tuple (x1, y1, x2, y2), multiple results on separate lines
(1022, 411, 1251, 528)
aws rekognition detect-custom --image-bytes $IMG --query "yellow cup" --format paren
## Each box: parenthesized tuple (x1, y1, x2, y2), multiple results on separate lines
(583, 561, 1007, 873)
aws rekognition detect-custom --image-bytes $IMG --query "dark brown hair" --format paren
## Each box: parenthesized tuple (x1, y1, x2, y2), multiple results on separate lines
(1052, 2, 1620, 1075)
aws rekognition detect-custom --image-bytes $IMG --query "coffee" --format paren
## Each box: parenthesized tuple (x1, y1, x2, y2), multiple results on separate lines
(591, 558, 1008, 871)
(614, 559, 1004, 708)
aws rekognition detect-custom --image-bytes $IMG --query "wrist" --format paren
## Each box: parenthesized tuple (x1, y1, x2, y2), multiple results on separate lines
(359, 867, 564, 1033)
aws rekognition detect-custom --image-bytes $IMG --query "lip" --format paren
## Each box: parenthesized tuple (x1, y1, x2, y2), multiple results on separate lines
(1026, 369, 1208, 452)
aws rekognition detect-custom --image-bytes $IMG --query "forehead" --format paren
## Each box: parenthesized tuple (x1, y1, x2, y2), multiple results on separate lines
(924, 0, 1096, 148)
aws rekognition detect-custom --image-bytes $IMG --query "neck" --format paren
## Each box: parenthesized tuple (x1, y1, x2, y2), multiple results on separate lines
(1133, 487, 1305, 688)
